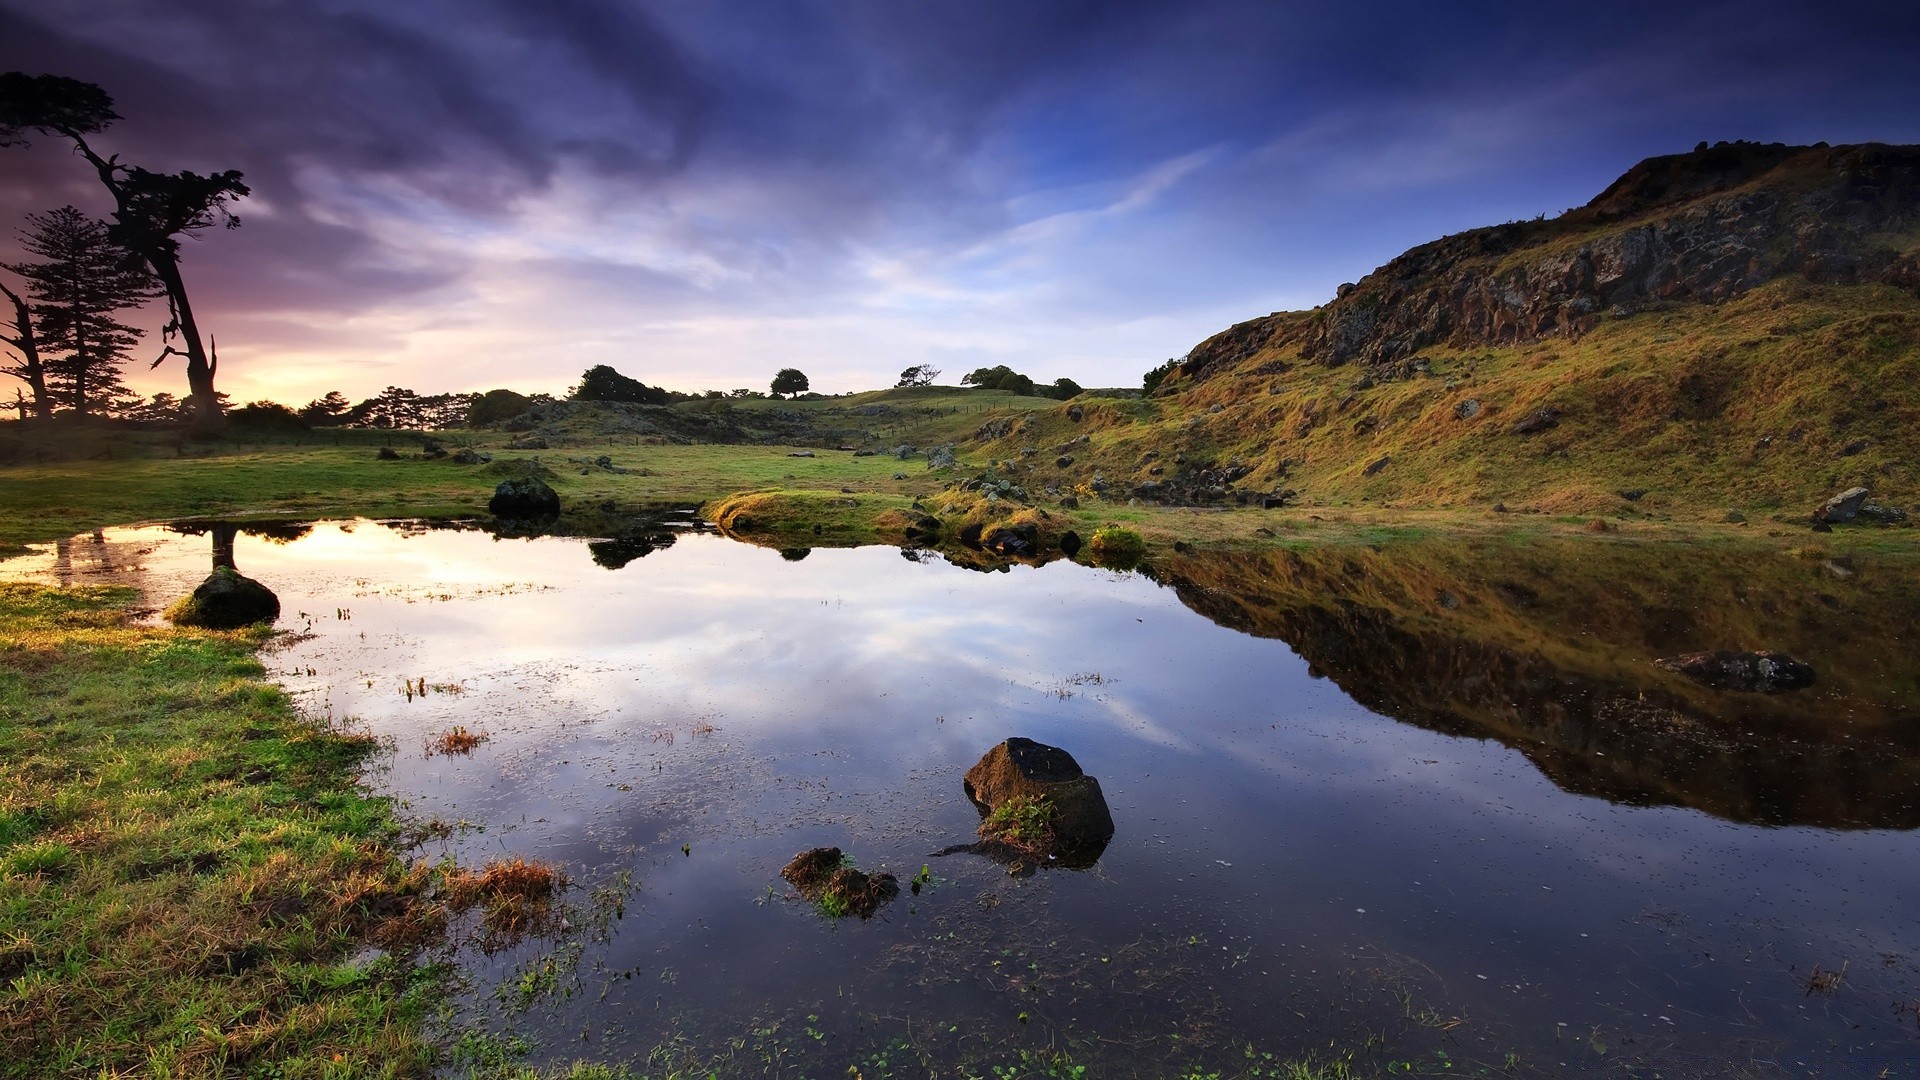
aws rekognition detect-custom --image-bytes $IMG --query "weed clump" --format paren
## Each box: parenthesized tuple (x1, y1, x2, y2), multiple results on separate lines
(1086, 525, 1146, 567)
(443, 857, 565, 945)
(780, 846, 899, 919)
(427, 725, 488, 755)
(978, 794, 1056, 860)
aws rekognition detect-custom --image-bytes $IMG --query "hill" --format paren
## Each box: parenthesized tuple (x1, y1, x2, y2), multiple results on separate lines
(959, 141, 1920, 522)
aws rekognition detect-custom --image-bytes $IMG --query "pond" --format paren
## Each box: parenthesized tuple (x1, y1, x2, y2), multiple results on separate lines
(9, 519, 1920, 1077)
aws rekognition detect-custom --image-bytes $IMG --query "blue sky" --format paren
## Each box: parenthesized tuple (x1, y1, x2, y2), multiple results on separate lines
(3, 0, 1918, 404)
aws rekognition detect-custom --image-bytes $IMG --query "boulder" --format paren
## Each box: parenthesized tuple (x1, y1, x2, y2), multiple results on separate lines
(1066, 404, 1084, 422)
(1454, 399, 1482, 420)
(1058, 530, 1082, 556)
(1860, 503, 1911, 525)
(1655, 650, 1816, 693)
(1362, 455, 1392, 476)
(505, 436, 550, 450)
(451, 448, 490, 465)
(925, 444, 957, 469)
(787, 450, 816, 458)
(982, 522, 1037, 557)
(376, 446, 400, 460)
(963, 738, 1115, 854)
(1813, 486, 1870, 524)
(490, 476, 561, 518)
(166, 566, 281, 630)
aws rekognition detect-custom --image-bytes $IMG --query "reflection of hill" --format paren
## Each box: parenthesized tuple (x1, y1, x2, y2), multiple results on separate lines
(1154, 542, 1920, 829)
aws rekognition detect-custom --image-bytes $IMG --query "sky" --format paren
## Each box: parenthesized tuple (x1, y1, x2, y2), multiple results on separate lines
(2, 0, 1919, 406)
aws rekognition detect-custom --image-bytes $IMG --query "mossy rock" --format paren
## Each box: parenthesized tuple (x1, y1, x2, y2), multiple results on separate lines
(165, 566, 280, 630)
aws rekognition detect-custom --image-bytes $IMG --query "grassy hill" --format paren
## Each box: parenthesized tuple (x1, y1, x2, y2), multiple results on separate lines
(947, 143, 1920, 523)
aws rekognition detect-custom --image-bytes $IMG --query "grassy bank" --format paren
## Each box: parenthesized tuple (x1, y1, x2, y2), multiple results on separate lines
(0, 582, 438, 1077)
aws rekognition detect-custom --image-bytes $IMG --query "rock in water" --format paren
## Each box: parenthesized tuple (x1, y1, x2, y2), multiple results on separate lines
(490, 476, 560, 517)
(964, 737, 1115, 852)
(1813, 487, 1870, 524)
(1655, 650, 1816, 693)
(166, 566, 281, 629)
(780, 847, 898, 918)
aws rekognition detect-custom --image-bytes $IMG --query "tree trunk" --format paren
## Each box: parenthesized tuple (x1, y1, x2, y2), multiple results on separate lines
(149, 256, 222, 432)
(0, 281, 52, 420)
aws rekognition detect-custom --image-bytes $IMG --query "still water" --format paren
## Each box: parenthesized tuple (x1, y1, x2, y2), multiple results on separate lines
(9, 520, 1920, 1077)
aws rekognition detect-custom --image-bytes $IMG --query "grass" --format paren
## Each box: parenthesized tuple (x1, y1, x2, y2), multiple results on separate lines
(970, 280, 1920, 521)
(0, 581, 439, 1077)
(978, 795, 1056, 858)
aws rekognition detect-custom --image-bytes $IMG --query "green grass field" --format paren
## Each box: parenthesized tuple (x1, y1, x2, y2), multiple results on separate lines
(0, 583, 439, 1077)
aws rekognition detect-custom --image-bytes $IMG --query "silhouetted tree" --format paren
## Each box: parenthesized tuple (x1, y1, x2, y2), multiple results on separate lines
(299, 391, 351, 426)
(896, 364, 940, 388)
(467, 388, 531, 426)
(1048, 377, 1083, 400)
(0, 72, 248, 432)
(228, 400, 308, 432)
(572, 364, 668, 404)
(369, 386, 422, 429)
(4, 206, 161, 419)
(770, 367, 809, 398)
(1142, 358, 1180, 396)
(0, 276, 47, 419)
(416, 392, 475, 429)
(125, 391, 186, 422)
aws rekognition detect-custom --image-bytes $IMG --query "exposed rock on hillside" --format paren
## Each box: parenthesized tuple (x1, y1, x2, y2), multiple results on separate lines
(1176, 142, 1920, 383)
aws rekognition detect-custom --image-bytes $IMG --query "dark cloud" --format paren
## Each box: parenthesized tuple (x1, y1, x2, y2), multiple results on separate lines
(1, 0, 1918, 398)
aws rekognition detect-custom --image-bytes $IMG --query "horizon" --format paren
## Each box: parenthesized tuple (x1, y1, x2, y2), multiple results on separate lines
(4, 0, 1920, 407)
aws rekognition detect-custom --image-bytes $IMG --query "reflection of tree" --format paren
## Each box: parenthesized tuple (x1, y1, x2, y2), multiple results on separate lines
(777, 548, 811, 562)
(587, 532, 677, 570)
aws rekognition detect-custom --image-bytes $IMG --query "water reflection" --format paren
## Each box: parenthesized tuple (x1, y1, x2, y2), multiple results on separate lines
(1151, 543, 1920, 828)
(7, 520, 1920, 1075)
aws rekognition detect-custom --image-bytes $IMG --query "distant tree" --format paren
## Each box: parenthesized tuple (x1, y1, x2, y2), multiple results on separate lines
(359, 386, 423, 429)
(3, 206, 161, 419)
(415, 392, 475, 429)
(896, 364, 940, 388)
(466, 388, 531, 426)
(0, 73, 249, 432)
(300, 391, 352, 426)
(0, 276, 48, 419)
(228, 399, 308, 432)
(770, 368, 809, 399)
(728, 387, 760, 398)
(961, 365, 1036, 397)
(703, 389, 725, 399)
(1047, 377, 1083, 400)
(125, 391, 186, 422)
(1142, 358, 1180, 396)
(572, 363, 669, 405)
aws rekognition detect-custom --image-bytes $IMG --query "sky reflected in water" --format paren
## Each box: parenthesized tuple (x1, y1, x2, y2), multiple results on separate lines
(8, 522, 1920, 1077)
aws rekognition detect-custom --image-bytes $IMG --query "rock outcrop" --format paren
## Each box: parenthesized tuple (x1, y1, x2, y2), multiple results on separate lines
(1174, 142, 1920, 384)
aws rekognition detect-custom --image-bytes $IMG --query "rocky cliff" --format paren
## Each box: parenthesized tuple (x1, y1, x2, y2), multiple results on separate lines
(1177, 141, 1920, 383)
